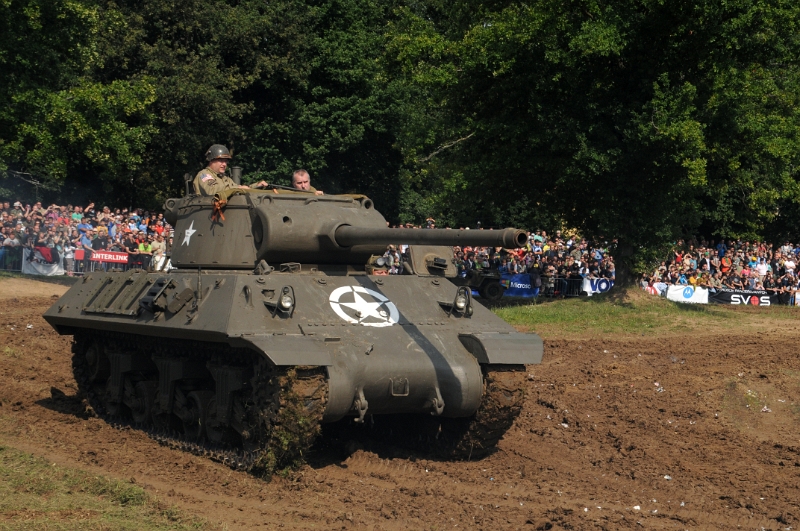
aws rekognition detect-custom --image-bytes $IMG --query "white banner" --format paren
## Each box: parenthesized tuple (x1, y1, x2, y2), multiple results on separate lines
(666, 285, 708, 304)
(21, 248, 65, 276)
(582, 277, 614, 296)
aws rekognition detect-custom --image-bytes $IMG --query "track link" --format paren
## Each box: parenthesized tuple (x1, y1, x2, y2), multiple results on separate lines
(71, 332, 327, 476)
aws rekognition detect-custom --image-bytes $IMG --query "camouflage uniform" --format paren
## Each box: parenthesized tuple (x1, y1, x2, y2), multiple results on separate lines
(193, 167, 239, 197)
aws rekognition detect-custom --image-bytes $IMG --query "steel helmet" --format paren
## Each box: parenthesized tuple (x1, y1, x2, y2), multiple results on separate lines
(205, 144, 232, 161)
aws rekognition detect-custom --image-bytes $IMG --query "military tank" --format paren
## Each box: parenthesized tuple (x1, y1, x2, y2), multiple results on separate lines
(44, 186, 543, 475)
(452, 268, 506, 302)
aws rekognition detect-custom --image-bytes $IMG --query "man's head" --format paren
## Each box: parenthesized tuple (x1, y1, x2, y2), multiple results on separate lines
(205, 144, 232, 174)
(292, 169, 312, 191)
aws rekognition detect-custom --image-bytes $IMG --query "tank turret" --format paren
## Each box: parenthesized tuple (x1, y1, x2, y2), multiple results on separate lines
(45, 187, 543, 477)
(164, 192, 526, 269)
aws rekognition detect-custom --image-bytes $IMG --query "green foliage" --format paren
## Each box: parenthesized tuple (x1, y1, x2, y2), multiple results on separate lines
(238, 0, 407, 217)
(0, 1, 158, 193)
(2, 0, 799, 257)
(386, 0, 800, 267)
(0, 0, 409, 212)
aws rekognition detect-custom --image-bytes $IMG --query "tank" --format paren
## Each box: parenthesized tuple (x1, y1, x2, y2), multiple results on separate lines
(44, 189, 543, 476)
(452, 268, 506, 302)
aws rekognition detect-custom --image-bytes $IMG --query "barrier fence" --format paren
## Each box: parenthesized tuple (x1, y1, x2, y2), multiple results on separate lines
(662, 284, 796, 306)
(0, 246, 169, 275)
(0, 246, 23, 272)
(494, 273, 615, 298)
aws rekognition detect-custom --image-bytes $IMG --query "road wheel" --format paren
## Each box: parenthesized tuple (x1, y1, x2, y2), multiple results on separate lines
(182, 390, 214, 441)
(480, 281, 504, 301)
(131, 381, 158, 424)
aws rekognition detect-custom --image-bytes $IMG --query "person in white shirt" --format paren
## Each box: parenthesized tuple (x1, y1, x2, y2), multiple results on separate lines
(785, 257, 796, 275)
(2, 232, 19, 248)
(756, 258, 768, 281)
(61, 238, 76, 276)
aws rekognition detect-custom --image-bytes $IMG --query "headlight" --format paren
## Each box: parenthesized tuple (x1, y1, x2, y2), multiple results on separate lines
(455, 295, 467, 310)
(280, 294, 294, 309)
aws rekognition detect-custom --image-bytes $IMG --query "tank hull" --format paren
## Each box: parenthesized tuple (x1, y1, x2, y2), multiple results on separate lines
(45, 269, 541, 420)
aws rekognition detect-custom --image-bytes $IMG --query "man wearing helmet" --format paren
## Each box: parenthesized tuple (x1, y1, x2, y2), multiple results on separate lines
(193, 144, 267, 196)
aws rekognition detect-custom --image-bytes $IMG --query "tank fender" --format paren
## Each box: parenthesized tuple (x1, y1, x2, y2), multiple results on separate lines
(230, 334, 332, 366)
(458, 332, 543, 365)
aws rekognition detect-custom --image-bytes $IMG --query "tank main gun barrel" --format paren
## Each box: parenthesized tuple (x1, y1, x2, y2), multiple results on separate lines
(334, 226, 527, 249)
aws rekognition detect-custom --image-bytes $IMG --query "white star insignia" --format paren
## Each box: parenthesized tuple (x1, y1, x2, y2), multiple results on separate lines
(339, 291, 388, 322)
(182, 221, 196, 246)
(328, 286, 399, 327)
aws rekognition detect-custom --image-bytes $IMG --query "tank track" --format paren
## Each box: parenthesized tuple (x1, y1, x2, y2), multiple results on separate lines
(70, 331, 327, 476)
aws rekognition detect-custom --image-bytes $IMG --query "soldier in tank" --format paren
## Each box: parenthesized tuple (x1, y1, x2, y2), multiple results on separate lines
(291, 169, 324, 195)
(193, 144, 268, 197)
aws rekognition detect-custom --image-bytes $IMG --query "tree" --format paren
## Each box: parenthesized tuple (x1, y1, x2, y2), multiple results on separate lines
(237, 0, 407, 218)
(0, 0, 157, 203)
(7, 0, 409, 212)
(386, 0, 800, 274)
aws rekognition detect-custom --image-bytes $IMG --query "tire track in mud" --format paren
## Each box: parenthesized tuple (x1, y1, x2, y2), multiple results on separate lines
(2, 293, 800, 529)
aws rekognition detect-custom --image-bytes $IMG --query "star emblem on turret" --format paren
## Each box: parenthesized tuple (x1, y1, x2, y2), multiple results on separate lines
(182, 221, 196, 246)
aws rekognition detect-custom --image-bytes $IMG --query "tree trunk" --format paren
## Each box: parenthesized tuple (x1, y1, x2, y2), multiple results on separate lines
(614, 241, 636, 287)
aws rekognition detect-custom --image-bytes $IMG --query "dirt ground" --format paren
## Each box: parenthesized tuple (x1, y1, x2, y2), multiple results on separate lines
(1, 281, 800, 530)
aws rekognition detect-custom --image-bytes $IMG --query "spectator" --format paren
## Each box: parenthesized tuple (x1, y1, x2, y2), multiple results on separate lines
(151, 233, 167, 271)
(123, 232, 139, 268)
(62, 236, 76, 276)
(785, 255, 796, 276)
(137, 235, 153, 269)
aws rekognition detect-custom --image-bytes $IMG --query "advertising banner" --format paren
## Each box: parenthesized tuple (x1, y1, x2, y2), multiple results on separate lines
(90, 251, 129, 264)
(666, 285, 709, 304)
(21, 248, 64, 276)
(582, 278, 614, 296)
(707, 287, 782, 307)
(75, 249, 129, 263)
(500, 274, 539, 297)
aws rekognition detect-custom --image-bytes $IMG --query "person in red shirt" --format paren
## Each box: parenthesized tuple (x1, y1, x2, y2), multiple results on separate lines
(720, 255, 732, 274)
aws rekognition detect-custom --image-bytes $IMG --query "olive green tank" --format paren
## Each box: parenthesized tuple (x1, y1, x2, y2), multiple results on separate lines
(44, 187, 543, 475)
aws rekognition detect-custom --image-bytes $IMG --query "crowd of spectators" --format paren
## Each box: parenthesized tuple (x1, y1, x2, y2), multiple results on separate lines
(0, 199, 174, 274)
(452, 229, 616, 282)
(389, 219, 616, 292)
(22, 196, 793, 303)
(641, 238, 800, 298)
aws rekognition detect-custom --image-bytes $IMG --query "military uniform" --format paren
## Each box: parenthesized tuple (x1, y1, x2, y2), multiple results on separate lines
(193, 167, 239, 197)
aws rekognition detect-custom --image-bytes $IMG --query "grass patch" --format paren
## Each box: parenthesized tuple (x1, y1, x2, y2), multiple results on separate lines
(0, 445, 218, 530)
(493, 285, 800, 338)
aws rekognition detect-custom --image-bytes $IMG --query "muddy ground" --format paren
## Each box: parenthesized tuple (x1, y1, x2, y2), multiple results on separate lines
(1, 280, 799, 530)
